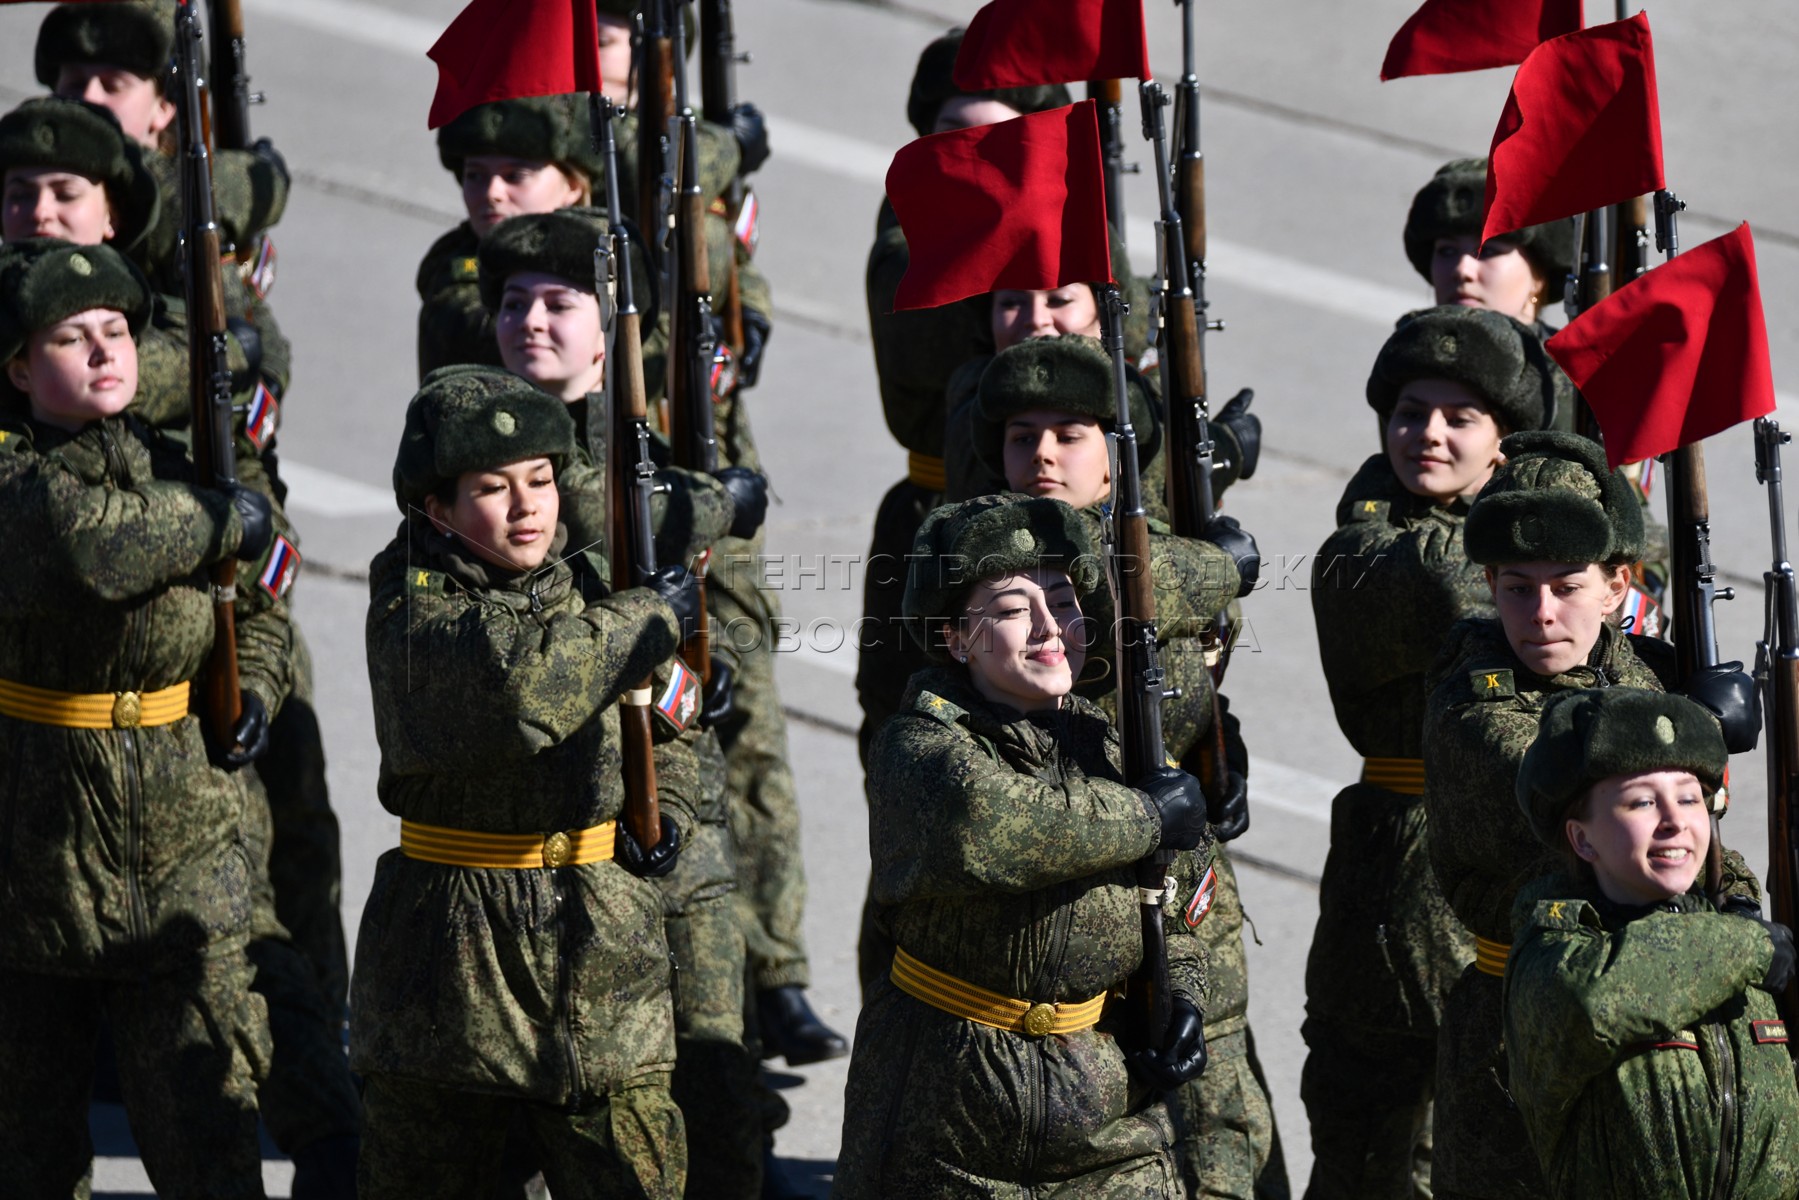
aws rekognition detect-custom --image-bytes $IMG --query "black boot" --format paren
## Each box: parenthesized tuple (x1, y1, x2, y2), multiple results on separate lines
(290, 1133, 360, 1200)
(756, 986, 847, 1066)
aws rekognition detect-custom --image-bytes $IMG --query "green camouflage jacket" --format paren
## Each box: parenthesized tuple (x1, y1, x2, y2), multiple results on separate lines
(354, 518, 692, 1103)
(1315, 454, 1491, 760)
(1506, 873, 1799, 1199)
(0, 402, 290, 975)
(1424, 618, 1678, 944)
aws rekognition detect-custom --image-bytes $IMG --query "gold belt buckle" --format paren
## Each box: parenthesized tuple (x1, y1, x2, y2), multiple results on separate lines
(112, 691, 141, 729)
(1023, 1002, 1057, 1038)
(542, 831, 573, 868)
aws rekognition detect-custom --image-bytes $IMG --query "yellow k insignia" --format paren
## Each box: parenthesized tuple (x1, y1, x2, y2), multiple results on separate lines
(414, 570, 429, 587)
(0, 430, 9, 443)
(1484, 674, 1501, 690)
(1362, 501, 1377, 513)
(926, 695, 946, 710)
(1547, 902, 1566, 920)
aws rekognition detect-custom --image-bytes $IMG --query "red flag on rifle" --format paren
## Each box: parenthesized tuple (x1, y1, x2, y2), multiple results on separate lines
(1481, 13, 1663, 246)
(426, 0, 602, 129)
(1547, 224, 1775, 468)
(954, 0, 1150, 90)
(887, 101, 1112, 312)
(1381, 0, 1583, 81)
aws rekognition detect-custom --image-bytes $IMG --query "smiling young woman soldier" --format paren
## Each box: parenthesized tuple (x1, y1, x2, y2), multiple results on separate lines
(1421, 431, 1761, 1200)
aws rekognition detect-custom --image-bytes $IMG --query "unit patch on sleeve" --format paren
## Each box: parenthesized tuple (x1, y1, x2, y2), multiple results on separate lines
(654, 659, 701, 733)
(1183, 863, 1218, 929)
(244, 381, 280, 451)
(258, 535, 300, 601)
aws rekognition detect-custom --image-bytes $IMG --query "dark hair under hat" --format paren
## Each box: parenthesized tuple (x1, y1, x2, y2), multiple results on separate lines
(437, 94, 603, 183)
(973, 335, 1162, 476)
(393, 365, 576, 512)
(0, 96, 161, 256)
(1404, 158, 1575, 295)
(1366, 306, 1563, 435)
(0, 238, 152, 363)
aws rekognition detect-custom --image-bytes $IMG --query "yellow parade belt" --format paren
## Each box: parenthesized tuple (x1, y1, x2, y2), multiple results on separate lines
(0, 678, 190, 730)
(891, 947, 1107, 1038)
(400, 820, 616, 869)
(1361, 757, 1426, 795)
(1475, 935, 1511, 977)
(907, 452, 946, 493)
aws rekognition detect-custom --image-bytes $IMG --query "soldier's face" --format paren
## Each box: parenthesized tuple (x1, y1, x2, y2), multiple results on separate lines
(934, 96, 1024, 133)
(1487, 562, 1631, 677)
(497, 273, 605, 401)
(1384, 380, 1504, 503)
(462, 156, 585, 238)
(5, 308, 138, 432)
(946, 569, 1087, 713)
(597, 14, 635, 108)
(1566, 768, 1710, 905)
(1003, 412, 1111, 510)
(1431, 234, 1548, 325)
(424, 456, 561, 573)
(53, 64, 176, 149)
(2, 168, 115, 245)
(991, 288, 1102, 352)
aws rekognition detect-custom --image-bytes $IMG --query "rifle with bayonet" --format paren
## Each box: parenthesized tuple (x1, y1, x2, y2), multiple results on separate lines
(698, 0, 746, 353)
(172, 0, 244, 745)
(1087, 79, 1129, 249)
(1101, 283, 1175, 1052)
(1753, 417, 1799, 1046)
(205, 0, 256, 151)
(635, 0, 677, 287)
(595, 96, 665, 851)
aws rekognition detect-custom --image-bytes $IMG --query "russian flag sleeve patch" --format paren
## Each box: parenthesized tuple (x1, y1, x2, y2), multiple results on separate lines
(259, 535, 300, 601)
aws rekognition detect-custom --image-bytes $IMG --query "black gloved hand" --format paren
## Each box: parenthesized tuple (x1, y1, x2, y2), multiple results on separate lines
(646, 563, 703, 643)
(1756, 920, 1796, 994)
(730, 103, 770, 175)
(1199, 514, 1260, 597)
(224, 483, 273, 561)
(225, 316, 263, 392)
(700, 656, 743, 730)
(1721, 895, 1763, 920)
(1681, 661, 1761, 754)
(1213, 388, 1261, 484)
(715, 466, 769, 540)
(615, 815, 683, 878)
(737, 308, 771, 390)
(1136, 765, 1208, 851)
(250, 136, 290, 184)
(209, 692, 270, 771)
(1207, 770, 1250, 843)
(1128, 998, 1209, 1090)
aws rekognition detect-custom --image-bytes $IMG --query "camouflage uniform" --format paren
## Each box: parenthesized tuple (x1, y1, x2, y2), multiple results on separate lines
(356, 373, 698, 1198)
(1422, 618, 1675, 1199)
(0, 243, 291, 1197)
(839, 668, 1200, 1199)
(1506, 874, 1799, 1200)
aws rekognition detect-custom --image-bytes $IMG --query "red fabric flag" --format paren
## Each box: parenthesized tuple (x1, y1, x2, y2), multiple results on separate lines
(1547, 224, 1775, 468)
(426, 0, 601, 130)
(1381, 0, 1583, 81)
(887, 102, 1112, 312)
(954, 0, 1150, 90)
(1481, 13, 1663, 245)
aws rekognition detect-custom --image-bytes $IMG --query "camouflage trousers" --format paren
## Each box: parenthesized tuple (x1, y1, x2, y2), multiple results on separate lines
(1172, 1029, 1291, 1200)
(1298, 1019, 1433, 1200)
(662, 820, 766, 1200)
(254, 625, 349, 1014)
(712, 529, 811, 991)
(0, 952, 269, 1200)
(1433, 968, 1544, 1200)
(244, 764, 363, 1153)
(1175, 850, 1291, 1200)
(358, 1072, 686, 1200)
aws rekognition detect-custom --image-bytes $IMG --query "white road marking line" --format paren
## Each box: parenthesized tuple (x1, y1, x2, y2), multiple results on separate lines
(1250, 761, 1338, 824)
(278, 458, 395, 518)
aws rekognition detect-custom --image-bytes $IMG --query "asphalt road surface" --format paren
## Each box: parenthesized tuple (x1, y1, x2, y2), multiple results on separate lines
(2, 0, 1793, 1194)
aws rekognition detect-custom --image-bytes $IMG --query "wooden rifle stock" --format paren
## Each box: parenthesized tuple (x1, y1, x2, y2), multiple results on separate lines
(207, 0, 253, 151)
(597, 97, 663, 850)
(1087, 79, 1127, 248)
(698, 0, 746, 353)
(1754, 419, 1799, 1042)
(634, 2, 676, 279)
(1174, 0, 1205, 276)
(175, 0, 243, 742)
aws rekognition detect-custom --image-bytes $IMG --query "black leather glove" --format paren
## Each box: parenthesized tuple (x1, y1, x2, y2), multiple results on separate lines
(1681, 661, 1761, 754)
(737, 308, 771, 390)
(730, 103, 770, 175)
(250, 136, 290, 185)
(225, 483, 273, 561)
(209, 692, 270, 771)
(226, 316, 263, 392)
(700, 656, 743, 730)
(646, 563, 703, 643)
(1199, 514, 1260, 598)
(715, 466, 769, 540)
(1756, 920, 1796, 994)
(1213, 388, 1261, 484)
(615, 815, 683, 878)
(1720, 895, 1763, 920)
(1207, 770, 1249, 843)
(1128, 998, 1208, 1090)
(1136, 765, 1208, 851)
